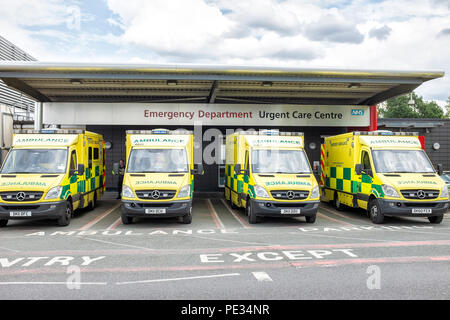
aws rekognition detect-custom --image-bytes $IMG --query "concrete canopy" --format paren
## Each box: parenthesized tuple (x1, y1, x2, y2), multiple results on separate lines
(0, 61, 444, 105)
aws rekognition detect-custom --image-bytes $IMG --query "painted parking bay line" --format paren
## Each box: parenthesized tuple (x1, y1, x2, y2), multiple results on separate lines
(220, 199, 251, 229)
(116, 272, 240, 285)
(252, 271, 273, 282)
(78, 203, 121, 231)
(206, 199, 225, 229)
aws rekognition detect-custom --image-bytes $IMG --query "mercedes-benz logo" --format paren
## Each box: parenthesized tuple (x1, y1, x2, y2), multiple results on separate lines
(16, 192, 26, 201)
(417, 190, 426, 199)
(151, 190, 160, 199)
(286, 191, 295, 200)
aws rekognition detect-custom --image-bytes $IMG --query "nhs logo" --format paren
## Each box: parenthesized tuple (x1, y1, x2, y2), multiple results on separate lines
(351, 109, 365, 116)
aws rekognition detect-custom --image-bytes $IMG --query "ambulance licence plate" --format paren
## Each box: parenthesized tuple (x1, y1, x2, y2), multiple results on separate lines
(281, 209, 301, 214)
(10, 211, 32, 217)
(145, 208, 166, 214)
(412, 208, 432, 214)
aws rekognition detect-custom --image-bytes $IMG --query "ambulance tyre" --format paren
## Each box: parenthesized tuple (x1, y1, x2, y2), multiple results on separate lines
(57, 201, 72, 226)
(368, 199, 384, 224)
(0, 220, 8, 227)
(428, 215, 443, 224)
(333, 192, 344, 211)
(181, 207, 192, 224)
(247, 200, 258, 224)
(305, 214, 316, 223)
(121, 214, 133, 225)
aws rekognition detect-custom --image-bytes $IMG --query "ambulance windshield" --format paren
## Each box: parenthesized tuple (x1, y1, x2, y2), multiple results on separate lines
(127, 148, 189, 173)
(372, 149, 435, 173)
(251, 149, 311, 174)
(1, 149, 68, 174)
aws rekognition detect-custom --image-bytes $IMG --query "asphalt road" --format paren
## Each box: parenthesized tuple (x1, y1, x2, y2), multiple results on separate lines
(0, 192, 449, 300)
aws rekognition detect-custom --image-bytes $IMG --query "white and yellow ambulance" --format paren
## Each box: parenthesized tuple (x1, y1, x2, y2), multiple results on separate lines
(225, 130, 320, 224)
(0, 129, 105, 227)
(320, 131, 449, 224)
(120, 129, 203, 224)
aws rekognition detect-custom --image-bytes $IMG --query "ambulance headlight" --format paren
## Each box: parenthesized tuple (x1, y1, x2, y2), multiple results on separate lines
(122, 185, 135, 199)
(440, 186, 448, 199)
(382, 184, 400, 198)
(254, 185, 270, 198)
(177, 185, 191, 198)
(44, 186, 62, 200)
(310, 186, 320, 199)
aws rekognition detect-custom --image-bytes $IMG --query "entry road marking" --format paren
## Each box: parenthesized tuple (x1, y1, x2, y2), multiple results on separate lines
(206, 199, 225, 229)
(116, 272, 240, 285)
(220, 199, 251, 229)
(78, 203, 120, 231)
(252, 271, 273, 282)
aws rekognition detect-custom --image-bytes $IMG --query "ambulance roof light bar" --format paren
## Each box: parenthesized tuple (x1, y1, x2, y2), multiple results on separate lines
(354, 131, 419, 136)
(237, 129, 303, 136)
(126, 129, 193, 135)
(14, 129, 85, 134)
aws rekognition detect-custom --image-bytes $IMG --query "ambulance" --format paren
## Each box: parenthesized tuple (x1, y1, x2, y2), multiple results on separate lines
(320, 131, 449, 224)
(0, 129, 105, 227)
(119, 129, 203, 224)
(225, 130, 320, 224)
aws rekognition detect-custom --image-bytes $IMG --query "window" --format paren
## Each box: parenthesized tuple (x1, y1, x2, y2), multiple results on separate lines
(1, 149, 67, 174)
(361, 151, 371, 171)
(88, 147, 92, 169)
(93, 148, 99, 160)
(70, 150, 77, 171)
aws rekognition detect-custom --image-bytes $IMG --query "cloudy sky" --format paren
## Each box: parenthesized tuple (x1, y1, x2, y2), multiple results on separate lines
(1, 0, 449, 106)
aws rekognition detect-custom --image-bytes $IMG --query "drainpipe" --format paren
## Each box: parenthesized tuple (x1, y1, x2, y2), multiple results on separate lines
(34, 101, 43, 130)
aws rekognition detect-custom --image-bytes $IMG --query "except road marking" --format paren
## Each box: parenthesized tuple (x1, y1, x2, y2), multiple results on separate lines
(116, 272, 240, 285)
(206, 199, 225, 229)
(252, 271, 273, 282)
(78, 203, 121, 231)
(220, 199, 251, 229)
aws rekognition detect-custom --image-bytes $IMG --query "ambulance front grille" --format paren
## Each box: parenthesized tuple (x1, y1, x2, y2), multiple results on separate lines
(0, 191, 44, 202)
(400, 189, 440, 200)
(270, 190, 309, 200)
(135, 190, 176, 200)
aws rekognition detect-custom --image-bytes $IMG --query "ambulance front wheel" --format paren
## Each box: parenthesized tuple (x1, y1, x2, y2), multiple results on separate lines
(181, 207, 192, 224)
(57, 201, 72, 227)
(305, 214, 316, 223)
(368, 199, 384, 224)
(247, 200, 258, 224)
(0, 219, 8, 227)
(428, 215, 443, 224)
(121, 214, 133, 225)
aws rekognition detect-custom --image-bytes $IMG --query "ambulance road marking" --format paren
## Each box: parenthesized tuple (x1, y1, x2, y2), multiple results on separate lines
(116, 272, 240, 285)
(106, 218, 122, 231)
(317, 212, 353, 226)
(206, 199, 225, 229)
(78, 203, 121, 231)
(220, 199, 251, 229)
(252, 271, 273, 282)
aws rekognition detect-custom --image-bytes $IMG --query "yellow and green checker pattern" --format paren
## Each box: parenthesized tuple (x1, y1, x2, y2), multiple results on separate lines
(60, 165, 103, 200)
(225, 164, 256, 200)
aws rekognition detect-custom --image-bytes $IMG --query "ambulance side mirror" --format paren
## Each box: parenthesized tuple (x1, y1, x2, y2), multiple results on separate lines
(437, 164, 443, 176)
(113, 162, 119, 175)
(355, 164, 362, 175)
(77, 164, 84, 176)
(192, 164, 204, 175)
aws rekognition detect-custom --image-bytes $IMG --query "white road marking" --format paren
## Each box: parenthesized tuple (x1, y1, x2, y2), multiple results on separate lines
(105, 218, 122, 231)
(77, 236, 155, 251)
(177, 233, 275, 246)
(0, 245, 20, 253)
(220, 199, 251, 229)
(252, 271, 273, 282)
(207, 199, 225, 229)
(116, 273, 240, 285)
(0, 282, 107, 285)
(78, 203, 120, 231)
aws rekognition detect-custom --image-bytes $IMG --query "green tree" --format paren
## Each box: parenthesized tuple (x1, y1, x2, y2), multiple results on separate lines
(380, 92, 444, 118)
(445, 96, 450, 118)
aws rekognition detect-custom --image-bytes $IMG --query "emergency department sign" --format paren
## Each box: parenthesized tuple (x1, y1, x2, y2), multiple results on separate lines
(43, 103, 370, 127)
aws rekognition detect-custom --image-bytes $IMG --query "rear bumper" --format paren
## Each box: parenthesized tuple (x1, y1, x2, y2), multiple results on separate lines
(378, 199, 450, 217)
(0, 201, 66, 220)
(121, 199, 192, 218)
(251, 199, 320, 217)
